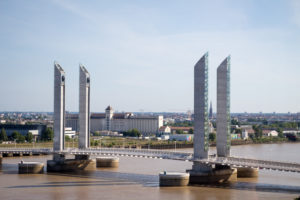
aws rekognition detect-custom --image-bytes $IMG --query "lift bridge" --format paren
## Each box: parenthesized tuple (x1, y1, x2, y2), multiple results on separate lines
(0, 147, 300, 173)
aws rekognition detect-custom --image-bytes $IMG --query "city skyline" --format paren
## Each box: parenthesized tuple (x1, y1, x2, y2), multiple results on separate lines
(0, 0, 300, 113)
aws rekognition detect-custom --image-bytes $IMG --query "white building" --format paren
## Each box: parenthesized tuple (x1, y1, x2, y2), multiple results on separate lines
(66, 106, 163, 136)
(262, 130, 279, 137)
(242, 129, 249, 140)
(283, 130, 300, 136)
(65, 127, 76, 138)
(159, 126, 171, 134)
(161, 135, 170, 140)
(169, 134, 193, 141)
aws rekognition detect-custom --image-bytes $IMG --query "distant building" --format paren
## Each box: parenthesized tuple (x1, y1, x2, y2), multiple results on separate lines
(170, 126, 193, 134)
(283, 130, 300, 136)
(169, 134, 193, 141)
(0, 124, 46, 139)
(208, 121, 215, 133)
(66, 106, 163, 136)
(65, 127, 76, 138)
(161, 135, 170, 140)
(242, 129, 249, 140)
(159, 126, 171, 134)
(262, 130, 278, 137)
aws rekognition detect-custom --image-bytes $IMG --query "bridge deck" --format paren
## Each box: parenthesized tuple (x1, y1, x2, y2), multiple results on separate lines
(0, 148, 299, 173)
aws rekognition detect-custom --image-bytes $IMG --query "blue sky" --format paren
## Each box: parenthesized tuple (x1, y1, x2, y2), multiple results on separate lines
(0, 0, 300, 113)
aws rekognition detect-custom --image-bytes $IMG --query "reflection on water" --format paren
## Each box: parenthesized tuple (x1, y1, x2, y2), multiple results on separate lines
(0, 143, 300, 200)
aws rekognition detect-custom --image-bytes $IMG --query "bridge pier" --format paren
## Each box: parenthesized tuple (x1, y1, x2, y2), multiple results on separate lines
(3, 153, 13, 157)
(159, 172, 190, 187)
(19, 161, 44, 174)
(13, 153, 23, 157)
(47, 154, 96, 172)
(187, 162, 237, 184)
(237, 167, 259, 178)
(23, 152, 33, 156)
(96, 157, 119, 168)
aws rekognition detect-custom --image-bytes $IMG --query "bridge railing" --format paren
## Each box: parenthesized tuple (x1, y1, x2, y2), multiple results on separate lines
(64, 147, 193, 160)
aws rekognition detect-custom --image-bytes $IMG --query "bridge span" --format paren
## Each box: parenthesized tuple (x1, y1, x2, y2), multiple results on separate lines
(0, 147, 300, 173)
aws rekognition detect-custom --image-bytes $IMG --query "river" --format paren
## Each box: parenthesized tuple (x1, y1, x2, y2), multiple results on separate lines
(0, 143, 300, 200)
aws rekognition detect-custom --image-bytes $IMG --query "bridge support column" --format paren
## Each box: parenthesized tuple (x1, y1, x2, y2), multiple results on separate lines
(96, 157, 119, 168)
(47, 154, 95, 172)
(19, 161, 44, 174)
(159, 172, 189, 187)
(237, 167, 259, 178)
(5, 153, 13, 157)
(75, 155, 90, 160)
(187, 162, 237, 184)
(0, 154, 2, 165)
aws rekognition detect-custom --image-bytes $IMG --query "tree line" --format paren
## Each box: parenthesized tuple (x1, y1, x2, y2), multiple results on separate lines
(0, 127, 54, 143)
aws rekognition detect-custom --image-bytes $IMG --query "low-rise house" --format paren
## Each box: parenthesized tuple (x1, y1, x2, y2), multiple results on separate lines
(170, 127, 193, 134)
(159, 126, 171, 134)
(262, 130, 278, 137)
(241, 127, 254, 139)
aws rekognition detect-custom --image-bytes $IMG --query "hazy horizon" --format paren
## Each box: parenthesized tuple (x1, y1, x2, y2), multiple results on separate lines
(1, 0, 300, 113)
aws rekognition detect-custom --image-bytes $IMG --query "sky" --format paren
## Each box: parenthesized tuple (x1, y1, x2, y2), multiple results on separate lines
(0, 0, 300, 113)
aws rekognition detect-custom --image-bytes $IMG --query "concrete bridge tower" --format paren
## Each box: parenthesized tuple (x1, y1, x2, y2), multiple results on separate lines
(193, 52, 209, 161)
(79, 65, 90, 149)
(53, 63, 65, 151)
(217, 56, 231, 157)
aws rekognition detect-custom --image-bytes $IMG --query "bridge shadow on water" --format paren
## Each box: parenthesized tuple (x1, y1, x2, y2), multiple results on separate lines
(6, 170, 158, 188)
(3, 167, 300, 194)
(194, 181, 300, 194)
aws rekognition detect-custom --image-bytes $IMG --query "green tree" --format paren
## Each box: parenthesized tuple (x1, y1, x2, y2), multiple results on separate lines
(253, 125, 262, 138)
(231, 119, 240, 126)
(17, 135, 25, 143)
(277, 128, 284, 138)
(65, 135, 71, 142)
(209, 133, 216, 142)
(235, 129, 242, 134)
(26, 132, 34, 143)
(41, 127, 54, 141)
(12, 131, 20, 140)
(123, 129, 141, 137)
(188, 128, 194, 134)
(0, 128, 8, 141)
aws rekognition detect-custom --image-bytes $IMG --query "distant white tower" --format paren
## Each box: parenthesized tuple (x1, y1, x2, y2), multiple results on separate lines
(79, 64, 90, 149)
(53, 62, 65, 151)
(217, 56, 231, 157)
(105, 106, 114, 131)
(209, 101, 213, 119)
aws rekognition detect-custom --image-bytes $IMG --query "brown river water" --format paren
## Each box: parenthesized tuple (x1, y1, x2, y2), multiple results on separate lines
(0, 143, 300, 200)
